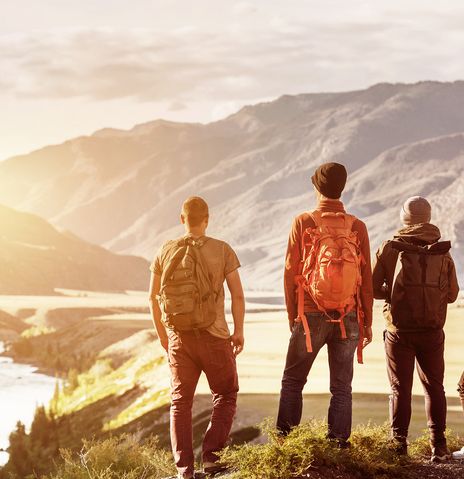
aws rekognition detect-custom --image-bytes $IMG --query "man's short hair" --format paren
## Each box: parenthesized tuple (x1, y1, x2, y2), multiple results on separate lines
(181, 196, 209, 227)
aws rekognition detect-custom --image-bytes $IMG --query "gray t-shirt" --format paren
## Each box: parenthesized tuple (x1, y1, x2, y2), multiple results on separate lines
(150, 235, 241, 338)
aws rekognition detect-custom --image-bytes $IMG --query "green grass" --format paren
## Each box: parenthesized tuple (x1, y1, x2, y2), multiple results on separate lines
(219, 420, 409, 479)
(51, 359, 137, 415)
(409, 428, 462, 458)
(41, 420, 463, 479)
(103, 388, 170, 431)
(45, 435, 176, 479)
(220, 420, 463, 479)
(21, 325, 56, 338)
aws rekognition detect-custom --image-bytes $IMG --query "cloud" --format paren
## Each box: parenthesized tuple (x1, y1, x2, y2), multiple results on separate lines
(233, 2, 257, 15)
(168, 100, 187, 111)
(1, 14, 464, 106)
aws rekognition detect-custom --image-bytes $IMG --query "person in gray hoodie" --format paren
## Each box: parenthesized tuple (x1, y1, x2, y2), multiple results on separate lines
(372, 196, 459, 463)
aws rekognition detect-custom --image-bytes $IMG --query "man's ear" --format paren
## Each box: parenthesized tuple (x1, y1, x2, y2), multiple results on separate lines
(180, 214, 186, 225)
(203, 216, 209, 228)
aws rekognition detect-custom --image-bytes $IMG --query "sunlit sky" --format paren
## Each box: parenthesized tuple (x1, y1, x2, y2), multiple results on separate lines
(1, 0, 464, 160)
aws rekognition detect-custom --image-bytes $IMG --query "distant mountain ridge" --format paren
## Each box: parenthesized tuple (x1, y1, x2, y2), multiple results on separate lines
(0, 81, 463, 289)
(0, 204, 149, 294)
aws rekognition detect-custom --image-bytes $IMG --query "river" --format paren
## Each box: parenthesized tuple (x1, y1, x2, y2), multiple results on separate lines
(0, 343, 56, 466)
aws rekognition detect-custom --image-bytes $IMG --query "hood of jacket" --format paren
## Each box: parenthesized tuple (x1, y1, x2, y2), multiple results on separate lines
(394, 223, 441, 245)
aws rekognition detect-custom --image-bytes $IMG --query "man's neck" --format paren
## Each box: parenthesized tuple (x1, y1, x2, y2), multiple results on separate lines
(185, 228, 206, 238)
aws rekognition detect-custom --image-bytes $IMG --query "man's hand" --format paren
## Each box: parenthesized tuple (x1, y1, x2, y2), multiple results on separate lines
(363, 326, 373, 348)
(230, 331, 244, 356)
(289, 319, 295, 332)
(225, 269, 245, 357)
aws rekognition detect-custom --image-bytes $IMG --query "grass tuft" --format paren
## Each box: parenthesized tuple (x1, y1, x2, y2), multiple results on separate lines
(45, 435, 176, 479)
(219, 420, 437, 479)
(409, 428, 462, 458)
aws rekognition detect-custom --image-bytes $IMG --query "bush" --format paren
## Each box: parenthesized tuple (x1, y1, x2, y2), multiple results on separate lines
(46, 435, 175, 479)
(219, 420, 411, 479)
(409, 428, 462, 458)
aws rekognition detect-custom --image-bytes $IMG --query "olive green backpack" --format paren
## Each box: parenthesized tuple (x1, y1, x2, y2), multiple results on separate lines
(157, 236, 217, 331)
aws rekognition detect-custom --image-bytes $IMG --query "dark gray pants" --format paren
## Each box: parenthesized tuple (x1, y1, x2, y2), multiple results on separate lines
(384, 329, 447, 447)
(277, 312, 359, 441)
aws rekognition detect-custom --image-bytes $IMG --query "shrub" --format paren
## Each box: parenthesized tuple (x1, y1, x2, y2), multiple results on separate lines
(46, 435, 175, 479)
(219, 420, 411, 479)
(409, 428, 462, 458)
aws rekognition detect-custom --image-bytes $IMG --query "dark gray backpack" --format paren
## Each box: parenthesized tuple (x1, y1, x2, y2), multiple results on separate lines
(157, 236, 216, 331)
(390, 240, 451, 330)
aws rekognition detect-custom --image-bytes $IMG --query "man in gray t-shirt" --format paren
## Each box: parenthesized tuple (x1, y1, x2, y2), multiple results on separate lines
(148, 196, 245, 479)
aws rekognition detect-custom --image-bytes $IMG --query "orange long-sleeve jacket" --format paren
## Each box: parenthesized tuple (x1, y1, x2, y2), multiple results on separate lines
(284, 199, 374, 327)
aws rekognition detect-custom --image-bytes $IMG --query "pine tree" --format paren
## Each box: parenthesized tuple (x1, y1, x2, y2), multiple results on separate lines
(6, 421, 33, 477)
(54, 378, 61, 409)
(30, 405, 50, 447)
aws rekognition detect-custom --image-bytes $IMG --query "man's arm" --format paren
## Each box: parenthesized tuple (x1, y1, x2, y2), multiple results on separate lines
(447, 255, 460, 303)
(226, 269, 245, 356)
(372, 246, 388, 300)
(148, 272, 168, 352)
(357, 221, 374, 347)
(284, 217, 302, 331)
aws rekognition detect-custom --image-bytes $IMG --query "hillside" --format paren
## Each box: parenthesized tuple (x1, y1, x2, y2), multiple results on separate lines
(2, 299, 463, 478)
(0, 204, 149, 294)
(0, 81, 463, 288)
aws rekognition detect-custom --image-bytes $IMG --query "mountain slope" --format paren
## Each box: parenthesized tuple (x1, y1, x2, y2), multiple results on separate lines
(0, 205, 149, 294)
(0, 81, 463, 289)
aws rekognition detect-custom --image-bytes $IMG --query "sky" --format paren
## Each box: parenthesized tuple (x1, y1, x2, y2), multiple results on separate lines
(1, 0, 464, 160)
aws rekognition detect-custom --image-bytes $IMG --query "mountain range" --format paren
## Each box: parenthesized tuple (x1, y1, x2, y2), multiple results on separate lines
(0, 204, 149, 294)
(0, 81, 463, 290)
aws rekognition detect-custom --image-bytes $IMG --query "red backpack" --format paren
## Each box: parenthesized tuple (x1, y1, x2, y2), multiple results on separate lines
(295, 211, 366, 363)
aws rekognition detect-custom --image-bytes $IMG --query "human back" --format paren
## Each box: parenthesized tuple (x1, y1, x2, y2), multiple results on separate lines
(373, 220, 459, 333)
(154, 233, 240, 338)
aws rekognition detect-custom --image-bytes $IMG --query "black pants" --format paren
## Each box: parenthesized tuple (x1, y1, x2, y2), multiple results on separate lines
(384, 329, 446, 446)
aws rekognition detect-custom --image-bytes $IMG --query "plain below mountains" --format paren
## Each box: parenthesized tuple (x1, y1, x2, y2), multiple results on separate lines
(0, 81, 463, 289)
(0, 204, 149, 294)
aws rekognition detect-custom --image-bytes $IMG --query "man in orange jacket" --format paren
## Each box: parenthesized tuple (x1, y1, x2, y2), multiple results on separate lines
(277, 163, 373, 447)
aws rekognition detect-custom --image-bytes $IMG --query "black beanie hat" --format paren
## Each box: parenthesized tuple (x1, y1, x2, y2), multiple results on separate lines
(311, 162, 347, 199)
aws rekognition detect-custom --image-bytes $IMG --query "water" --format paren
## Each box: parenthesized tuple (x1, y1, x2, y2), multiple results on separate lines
(0, 343, 56, 466)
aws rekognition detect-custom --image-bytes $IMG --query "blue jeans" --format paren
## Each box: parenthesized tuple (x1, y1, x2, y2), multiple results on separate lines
(277, 312, 359, 441)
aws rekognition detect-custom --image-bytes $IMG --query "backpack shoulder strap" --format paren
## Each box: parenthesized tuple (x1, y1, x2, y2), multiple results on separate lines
(390, 249, 402, 302)
(308, 210, 322, 226)
(190, 238, 217, 301)
(159, 245, 187, 289)
(427, 241, 451, 254)
(390, 240, 422, 254)
(342, 213, 357, 231)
